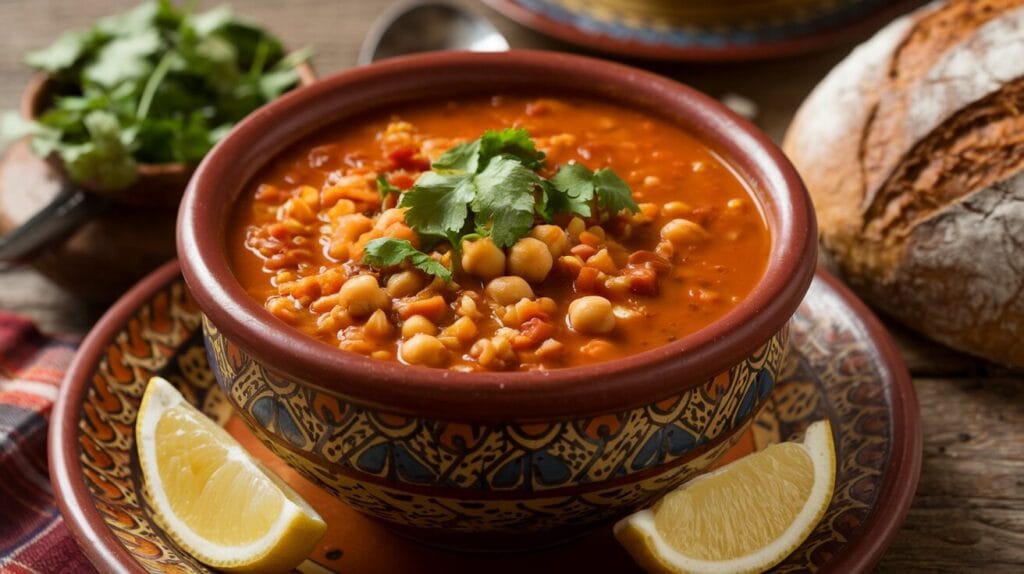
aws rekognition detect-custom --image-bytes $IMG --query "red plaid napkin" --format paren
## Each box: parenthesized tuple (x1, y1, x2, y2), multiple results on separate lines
(0, 313, 94, 573)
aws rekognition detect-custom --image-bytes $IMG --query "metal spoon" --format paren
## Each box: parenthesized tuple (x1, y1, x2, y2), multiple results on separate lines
(358, 0, 509, 66)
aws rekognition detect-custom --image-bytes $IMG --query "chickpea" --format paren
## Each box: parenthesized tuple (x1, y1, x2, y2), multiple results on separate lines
(567, 217, 586, 240)
(485, 276, 534, 305)
(338, 274, 391, 319)
(375, 208, 407, 230)
(461, 237, 506, 280)
(402, 315, 437, 339)
(568, 295, 616, 335)
(400, 333, 450, 367)
(528, 225, 569, 258)
(662, 201, 692, 219)
(507, 237, 553, 283)
(364, 309, 392, 340)
(660, 218, 709, 248)
(386, 270, 425, 298)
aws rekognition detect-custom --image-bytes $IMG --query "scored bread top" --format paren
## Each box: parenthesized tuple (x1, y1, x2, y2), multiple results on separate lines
(784, 0, 1024, 365)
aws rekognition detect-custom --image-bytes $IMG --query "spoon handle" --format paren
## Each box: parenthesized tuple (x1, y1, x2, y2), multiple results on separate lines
(0, 185, 111, 263)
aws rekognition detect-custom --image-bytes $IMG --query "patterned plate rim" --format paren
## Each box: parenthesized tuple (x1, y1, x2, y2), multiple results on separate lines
(48, 260, 922, 573)
(481, 0, 924, 61)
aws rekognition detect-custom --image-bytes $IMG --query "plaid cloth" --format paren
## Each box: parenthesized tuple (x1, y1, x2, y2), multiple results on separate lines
(0, 313, 94, 573)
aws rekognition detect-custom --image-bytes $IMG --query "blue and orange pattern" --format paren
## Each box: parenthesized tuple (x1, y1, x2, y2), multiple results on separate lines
(203, 315, 786, 533)
(63, 273, 902, 572)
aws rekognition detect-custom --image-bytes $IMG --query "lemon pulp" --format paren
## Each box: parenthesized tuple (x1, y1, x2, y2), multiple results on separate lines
(137, 377, 326, 572)
(614, 420, 835, 574)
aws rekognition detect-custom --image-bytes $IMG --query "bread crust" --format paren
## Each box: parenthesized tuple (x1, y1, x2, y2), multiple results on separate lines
(784, 0, 1024, 366)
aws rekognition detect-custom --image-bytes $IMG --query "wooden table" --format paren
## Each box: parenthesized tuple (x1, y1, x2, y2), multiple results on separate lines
(1, 1, 1021, 571)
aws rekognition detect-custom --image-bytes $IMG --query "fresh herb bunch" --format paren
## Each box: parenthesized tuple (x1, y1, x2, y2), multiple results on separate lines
(363, 128, 640, 280)
(0, 1, 309, 192)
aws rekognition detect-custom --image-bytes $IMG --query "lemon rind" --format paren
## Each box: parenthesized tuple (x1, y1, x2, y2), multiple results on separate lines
(136, 377, 325, 570)
(613, 420, 835, 574)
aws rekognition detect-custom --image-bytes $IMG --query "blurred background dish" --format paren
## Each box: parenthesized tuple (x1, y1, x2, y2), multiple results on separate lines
(0, 2, 315, 302)
(482, 0, 925, 60)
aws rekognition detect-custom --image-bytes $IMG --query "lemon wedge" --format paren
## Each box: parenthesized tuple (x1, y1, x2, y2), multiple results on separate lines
(614, 420, 835, 574)
(136, 377, 326, 572)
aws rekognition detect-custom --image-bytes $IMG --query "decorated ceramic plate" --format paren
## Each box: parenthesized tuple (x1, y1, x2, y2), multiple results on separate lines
(482, 0, 922, 61)
(50, 261, 921, 573)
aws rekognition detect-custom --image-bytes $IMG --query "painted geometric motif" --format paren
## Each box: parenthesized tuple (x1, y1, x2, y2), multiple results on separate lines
(67, 272, 900, 572)
(203, 315, 786, 531)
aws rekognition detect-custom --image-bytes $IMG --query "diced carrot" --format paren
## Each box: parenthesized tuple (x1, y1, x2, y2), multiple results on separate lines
(390, 173, 415, 190)
(627, 250, 672, 271)
(512, 318, 555, 350)
(627, 266, 659, 295)
(387, 146, 431, 171)
(570, 244, 598, 259)
(575, 266, 600, 293)
(398, 295, 448, 322)
(578, 231, 602, 247)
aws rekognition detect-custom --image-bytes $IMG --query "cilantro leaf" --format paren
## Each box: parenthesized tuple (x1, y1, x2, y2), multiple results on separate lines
(430, 128, 546, 174)
(432, 139, 480, 172)
(399, 172, 474, 240)
(548, 163, 594, 218)
(9, 0, 309, 191)
(362, 238, 453, 282)
(470, 156, 540, 247)
(58, 110, 138, 192)
(191, 5, 235, 36)
(83, 29, 162, 87)
(0, 112, 45, 150)
(594, 167, 640, 215)
(376, 129, 639, 259)
(478, 128, 545, 170)
(377, 174, 400, 202)
(24, 30, 101, 72)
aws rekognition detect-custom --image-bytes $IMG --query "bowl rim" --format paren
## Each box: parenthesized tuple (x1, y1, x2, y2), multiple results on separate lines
(177, 49, 817, 420)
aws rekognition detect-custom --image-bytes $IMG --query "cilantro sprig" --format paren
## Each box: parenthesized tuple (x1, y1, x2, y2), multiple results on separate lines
(0, 1, 310, 192)
(362, 238, 453, 282)
(399, 128, 639, 247)
(361, 128, 640, 281)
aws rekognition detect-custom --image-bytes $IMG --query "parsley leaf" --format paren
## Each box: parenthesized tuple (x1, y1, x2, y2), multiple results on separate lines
(362, 238, 453, 282)
(594, 167, 640, 215)
(470, 156, 540, 247)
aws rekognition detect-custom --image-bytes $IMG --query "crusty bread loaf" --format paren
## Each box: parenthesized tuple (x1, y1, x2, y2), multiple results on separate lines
(784, 0, 1024, 366)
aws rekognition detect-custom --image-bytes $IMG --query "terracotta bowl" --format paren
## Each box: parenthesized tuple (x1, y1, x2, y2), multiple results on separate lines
(0, 64, 315, 302)
(177, 50, 817, 549)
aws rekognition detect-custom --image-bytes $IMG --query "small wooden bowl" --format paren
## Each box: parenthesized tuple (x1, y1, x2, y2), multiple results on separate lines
(0, 63, 316, 303)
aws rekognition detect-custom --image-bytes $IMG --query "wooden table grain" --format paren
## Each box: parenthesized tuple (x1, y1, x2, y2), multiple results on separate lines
(1, 1, 1021, 572)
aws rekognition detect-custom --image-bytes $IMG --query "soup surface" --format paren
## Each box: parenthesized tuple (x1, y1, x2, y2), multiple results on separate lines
(229, 95, 770, 371)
